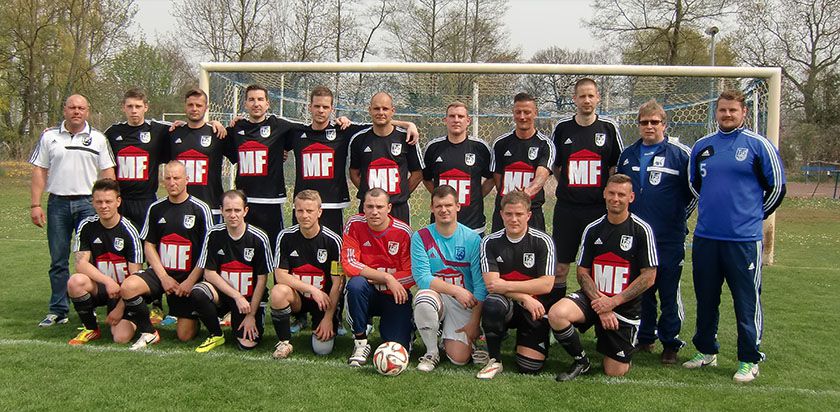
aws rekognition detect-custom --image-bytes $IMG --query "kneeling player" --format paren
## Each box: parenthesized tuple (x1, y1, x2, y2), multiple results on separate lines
(477, 191, 555, 379)
(67, 179, 143, 345)
(548, 174, 658, 381)
(341, 188, 414, 367)
(411, 185, 486, 371)
(190, 190, 273, 352)
(269, 190, 343, 358)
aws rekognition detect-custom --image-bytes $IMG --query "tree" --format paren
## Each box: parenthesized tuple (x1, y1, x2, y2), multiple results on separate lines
(525, 47, 608, 112)
(622, 27, 736, 66)
(172, 0, 275, 62)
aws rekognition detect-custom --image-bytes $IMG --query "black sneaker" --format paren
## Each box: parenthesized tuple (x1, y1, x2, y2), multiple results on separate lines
(556, 359, 591, 382)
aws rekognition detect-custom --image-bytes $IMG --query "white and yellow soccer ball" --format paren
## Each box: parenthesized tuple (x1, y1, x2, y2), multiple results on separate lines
(372, 341, 409, 376)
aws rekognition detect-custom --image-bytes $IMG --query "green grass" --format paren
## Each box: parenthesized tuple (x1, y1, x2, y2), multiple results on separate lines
(1, 170, 839, 410)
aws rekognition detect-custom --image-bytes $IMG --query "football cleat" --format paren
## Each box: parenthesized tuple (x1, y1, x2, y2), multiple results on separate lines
(556, 359, 591, 382)
(661, 348, 679, 364)
(160, 316, 177, 326)
(68, 328, 101, 345)
(149, 307, 165, 325)
(348, 339, 371, 367)
(38, 314, 68, 327)
(290, 317, 308, 334)
(129, 331, 161, 351)
(417, 353, 440, 372)
(195, 335, 225, 353)
(682, 353, 718, 369)
(733, 362, 759, 383)
(272, 340, 294, 359)
(476, 358, 503, 379)
(220, 313, 232, 327)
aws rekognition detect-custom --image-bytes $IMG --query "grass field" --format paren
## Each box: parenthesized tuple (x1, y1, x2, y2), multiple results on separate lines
(1, 166, 839, 411)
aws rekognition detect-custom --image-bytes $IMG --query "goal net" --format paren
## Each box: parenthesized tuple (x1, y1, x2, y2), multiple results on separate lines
(200, 62, 782, 262)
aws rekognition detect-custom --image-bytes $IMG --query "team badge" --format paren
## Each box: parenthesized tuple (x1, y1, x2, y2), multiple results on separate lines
(465, 153, 475, 166)
(83, 135, 92, 146)
(528, 147, 539, 160)
(620, 235, 633, 251)
(653, 156, 665, 167)
(735, 147, 749, 161)
(595, 133, 606, 147)
(455, 246, 466, 260)
(139, 132, 151, 143)
(244, 248, 254, 262)
(114, 237, 124, 251)
(523, 253, 535, 268)
(200, 135, 212, 147)
(317, 249, 328, 263)
(325, 129, 336, 141)
(260, 126, 271, 138)
(649, 172, 662, 186)
(388, 241, 400, 256)
(183, 215, 196, 229)
(391, 143, 402, 156)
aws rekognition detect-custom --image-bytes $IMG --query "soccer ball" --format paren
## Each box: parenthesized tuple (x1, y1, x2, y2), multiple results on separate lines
(372, 341, 409, 376)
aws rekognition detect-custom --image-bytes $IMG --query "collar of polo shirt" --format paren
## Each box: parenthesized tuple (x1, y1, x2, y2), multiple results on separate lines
(60, 120, 91, 136)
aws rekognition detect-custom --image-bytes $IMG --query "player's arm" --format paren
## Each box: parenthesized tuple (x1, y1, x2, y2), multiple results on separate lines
(407, 170, 424, 193)
(592, 267, 656, 314)
(576, 265, 601, 301)
(481, 178, 496, 197)
(30, 166, 48, 227)
(423, 179, 435, 193)
(391, 120, 419, 145)
(73, 251, 120, 295)
(524, 166, 551, 198)
(208, 120, 228, 138)
(203, 268, 244, 302)
(349, 168, 361, 188)
(177, 264, 205, 297)
(99, 167, 115, 180)
(143, 241, 179, 294)
(247, 274, 267, 315)
(496, 275, 554, 296)
(276, 267, 330, 309)
(493, 172, 502, 193)
(127, 262, 142, 275)
(757, 140, 786, 218)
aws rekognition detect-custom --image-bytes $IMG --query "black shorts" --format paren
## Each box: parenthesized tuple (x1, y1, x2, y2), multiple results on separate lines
(293, 208, 344, 236)
(295, 291, 340, 333)
(119, 197, 156, 230)
(216, 293, 266, 342)
(359, 202, 410, 226)
(92, 281, 120, 313)
(552, 202, 606, 263)
(134, 269, 198, 319)
(246, 202, 284, 248)
(491, 196, 546, 233)
(566, 290, 639, 363)
(485, 295, 551, 356)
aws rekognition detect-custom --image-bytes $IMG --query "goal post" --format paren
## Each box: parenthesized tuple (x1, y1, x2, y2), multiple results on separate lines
(199, 62, 783, 264)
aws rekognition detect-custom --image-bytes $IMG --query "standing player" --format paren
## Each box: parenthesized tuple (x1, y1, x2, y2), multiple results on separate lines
(548, 174, 658, 381)
(551, 78, 623, 303)
(190, 190, 273, 352)
(341, 188, 415, 366)
(411, 185, 486, 372)
(617, 99, 695, 364)
(269, 190, 343, 358)
(684, 90, 785, 382)
(477, 190, 555, 380)
(490, 92, 555, 232)
(66, 179, 143, 345)
(120, 161, 213, 349)
(348, 92, 424, 225)
(422, 102, 495, 234)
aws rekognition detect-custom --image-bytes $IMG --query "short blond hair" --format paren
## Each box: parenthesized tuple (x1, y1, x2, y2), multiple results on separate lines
(637, 99, 667, 122)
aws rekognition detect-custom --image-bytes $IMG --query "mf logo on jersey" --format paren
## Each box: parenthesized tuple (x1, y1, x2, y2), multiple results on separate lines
(325, 129, 336, 141)
(455, 246, 466, 260)
(139, 132, 151, 143)
(388, 241, 400, 255)
(523, 253, 535, 268)
(465, 153, 475, 166)
(620, 235, 633, 251)
(200, 135, 212, 147)
(528, 147, 539, 160)
(183, 215, 196, 229)
(260, 126, 271, 138)
(317, 249, 328, 263)
(244, 248, 255, 262)
(594, 133, 606, 147)
(391, 143, 402, 156)
(113, 237, 124, 251)
(649, 172, 662, 185)
(735, 147, 749, 161)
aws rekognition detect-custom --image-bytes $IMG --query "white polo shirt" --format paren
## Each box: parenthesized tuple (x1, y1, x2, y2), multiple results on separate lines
(29, 121, 116, 196)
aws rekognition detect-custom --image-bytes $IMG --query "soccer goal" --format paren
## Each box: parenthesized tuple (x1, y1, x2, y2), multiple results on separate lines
(198, 62, 782, 264)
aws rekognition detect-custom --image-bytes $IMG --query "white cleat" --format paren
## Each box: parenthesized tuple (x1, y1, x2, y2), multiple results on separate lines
(348, 339, 371, 367)
(682, 352, 717, 369)
(129, 331, 161, 351)
(417, 353, 440, 372)
(476, 358, 503, 380)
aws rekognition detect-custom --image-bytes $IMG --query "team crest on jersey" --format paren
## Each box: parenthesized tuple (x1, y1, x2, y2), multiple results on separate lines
(244, 248, 254, 262)
(653, 156, 665, 167)
(260, 126, 271, 138)
(735, 147, 749, 161)
(388, 241, 400, 255)
(200, 135, 212, 147)
(528, 147, 539, 160)
(325, 129, 336, 141)
(113, 237, 124, 251)
(139, 132, 151, 143)
(317, 249, 328, 263)
(620, 235, 633, 251)
(183, 215, 196, 229)
(455, 246, 466, 260)
(595, 133, 606, 147)
(523, 253, 535, 268)
(465, 153, 475, 166)
(391, 143, 402, 156)
(649, 172, 662, 186)
(83, 135, 92, 146)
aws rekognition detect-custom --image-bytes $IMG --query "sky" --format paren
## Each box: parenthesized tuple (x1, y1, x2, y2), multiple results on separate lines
(133, 0, 599, 61)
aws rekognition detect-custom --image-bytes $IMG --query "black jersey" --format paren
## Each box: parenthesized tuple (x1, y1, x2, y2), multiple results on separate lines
(552, 115, 623, 205)
(274, 225, 342, 298)
(74, 215, 143, 284)
(423, 136, 493, 231)
(140, 196, 213, 282)
(170, 124, 229, 210)
(287, 122, 370, 209)
(491, 130, 555, 208)
(480, 227, 555, 297)
(198, 224, 273, 299)
(578, 213, 658, 319)
(348, 126, 424, 205)
(227, 115, 301, 203)
(105, 120, 171, 199)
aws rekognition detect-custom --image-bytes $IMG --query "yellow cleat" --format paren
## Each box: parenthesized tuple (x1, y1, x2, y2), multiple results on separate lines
(68, 328, 101, 345)
(195, 335, 225, 353)
(149, 307, 165, 325)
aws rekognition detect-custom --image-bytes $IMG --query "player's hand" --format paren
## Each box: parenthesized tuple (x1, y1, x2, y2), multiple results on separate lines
(387, 277, 408, 305)
(405, 122, 420, 145)
(104, 279, 122, 299)
(456, 319, 481, 343)
(283, 150, 289, 162)
(309, 289, 331, 312)
(487, 278, 510, 295)
(336, 116, 351, 130)
(591, 295, 617, 314)
(31, 206, 46, 228)
(238, 314, 259, 341)
(168, 120, 186, 131)
(160, 275, 179, 294)
(235, 296, 251, 314)
(599, 311, 619, 331)
(209, 120, 228, 139)
(519, 295, 546, 321)
(106, 306, 124, 326)
(229, 115, 244, 128)
(314, 317, 335, 342)
(523, 184, 539, 198)
(453, 288, 478, 309)
(175, 278, 196, 297)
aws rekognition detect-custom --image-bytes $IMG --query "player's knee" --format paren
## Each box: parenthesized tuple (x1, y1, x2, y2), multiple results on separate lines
(120, 276, 143, 298)
(269, 284, 292, 307)
(311, 335, 334, 356)
(177, 325, 197, 342)
(515, 353, 545, 374)
(66, 274, 87, 294)
(445, 348, 471, 366)
(345, 276, 367, 295)
(604, 362, 630, 377)
(481, 294, 510, 335)
(112, 328, 133, 344)
(412, 291, 442, 330)
(237, 338, 259, 350)
(547, 300, 573, 329)
(190, 282, 214, 304)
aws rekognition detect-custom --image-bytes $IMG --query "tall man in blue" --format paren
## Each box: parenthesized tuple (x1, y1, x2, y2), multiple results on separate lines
(617, 99, 695, 364)
(684, 90, 785, 383)
(411, 185, 487, 372)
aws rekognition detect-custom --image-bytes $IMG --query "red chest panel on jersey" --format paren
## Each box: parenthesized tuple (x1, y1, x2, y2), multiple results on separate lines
(301, 143, 335, 180)
(116, 146, 150, 181)
(177, 149, 209, 186)
(592, 252, 630, 296)
(500, 270, 532, 282)
(238, 140, 269, 176)
(568, 149, 602, 187)
(220, 260, 255, 296)
(292, 263, 326, 297)
(159, 233, 192, 272)
(367, 157, 400, 194)
(96, 252, 130, 284)
(502, 161, 535, 195)
(439, 168, 471, 206)
(436, 267, 465, 288)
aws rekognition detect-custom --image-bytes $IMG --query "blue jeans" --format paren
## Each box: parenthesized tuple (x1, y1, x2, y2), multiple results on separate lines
(345, 276, 413, 348)
(46, 194, 94, 316)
